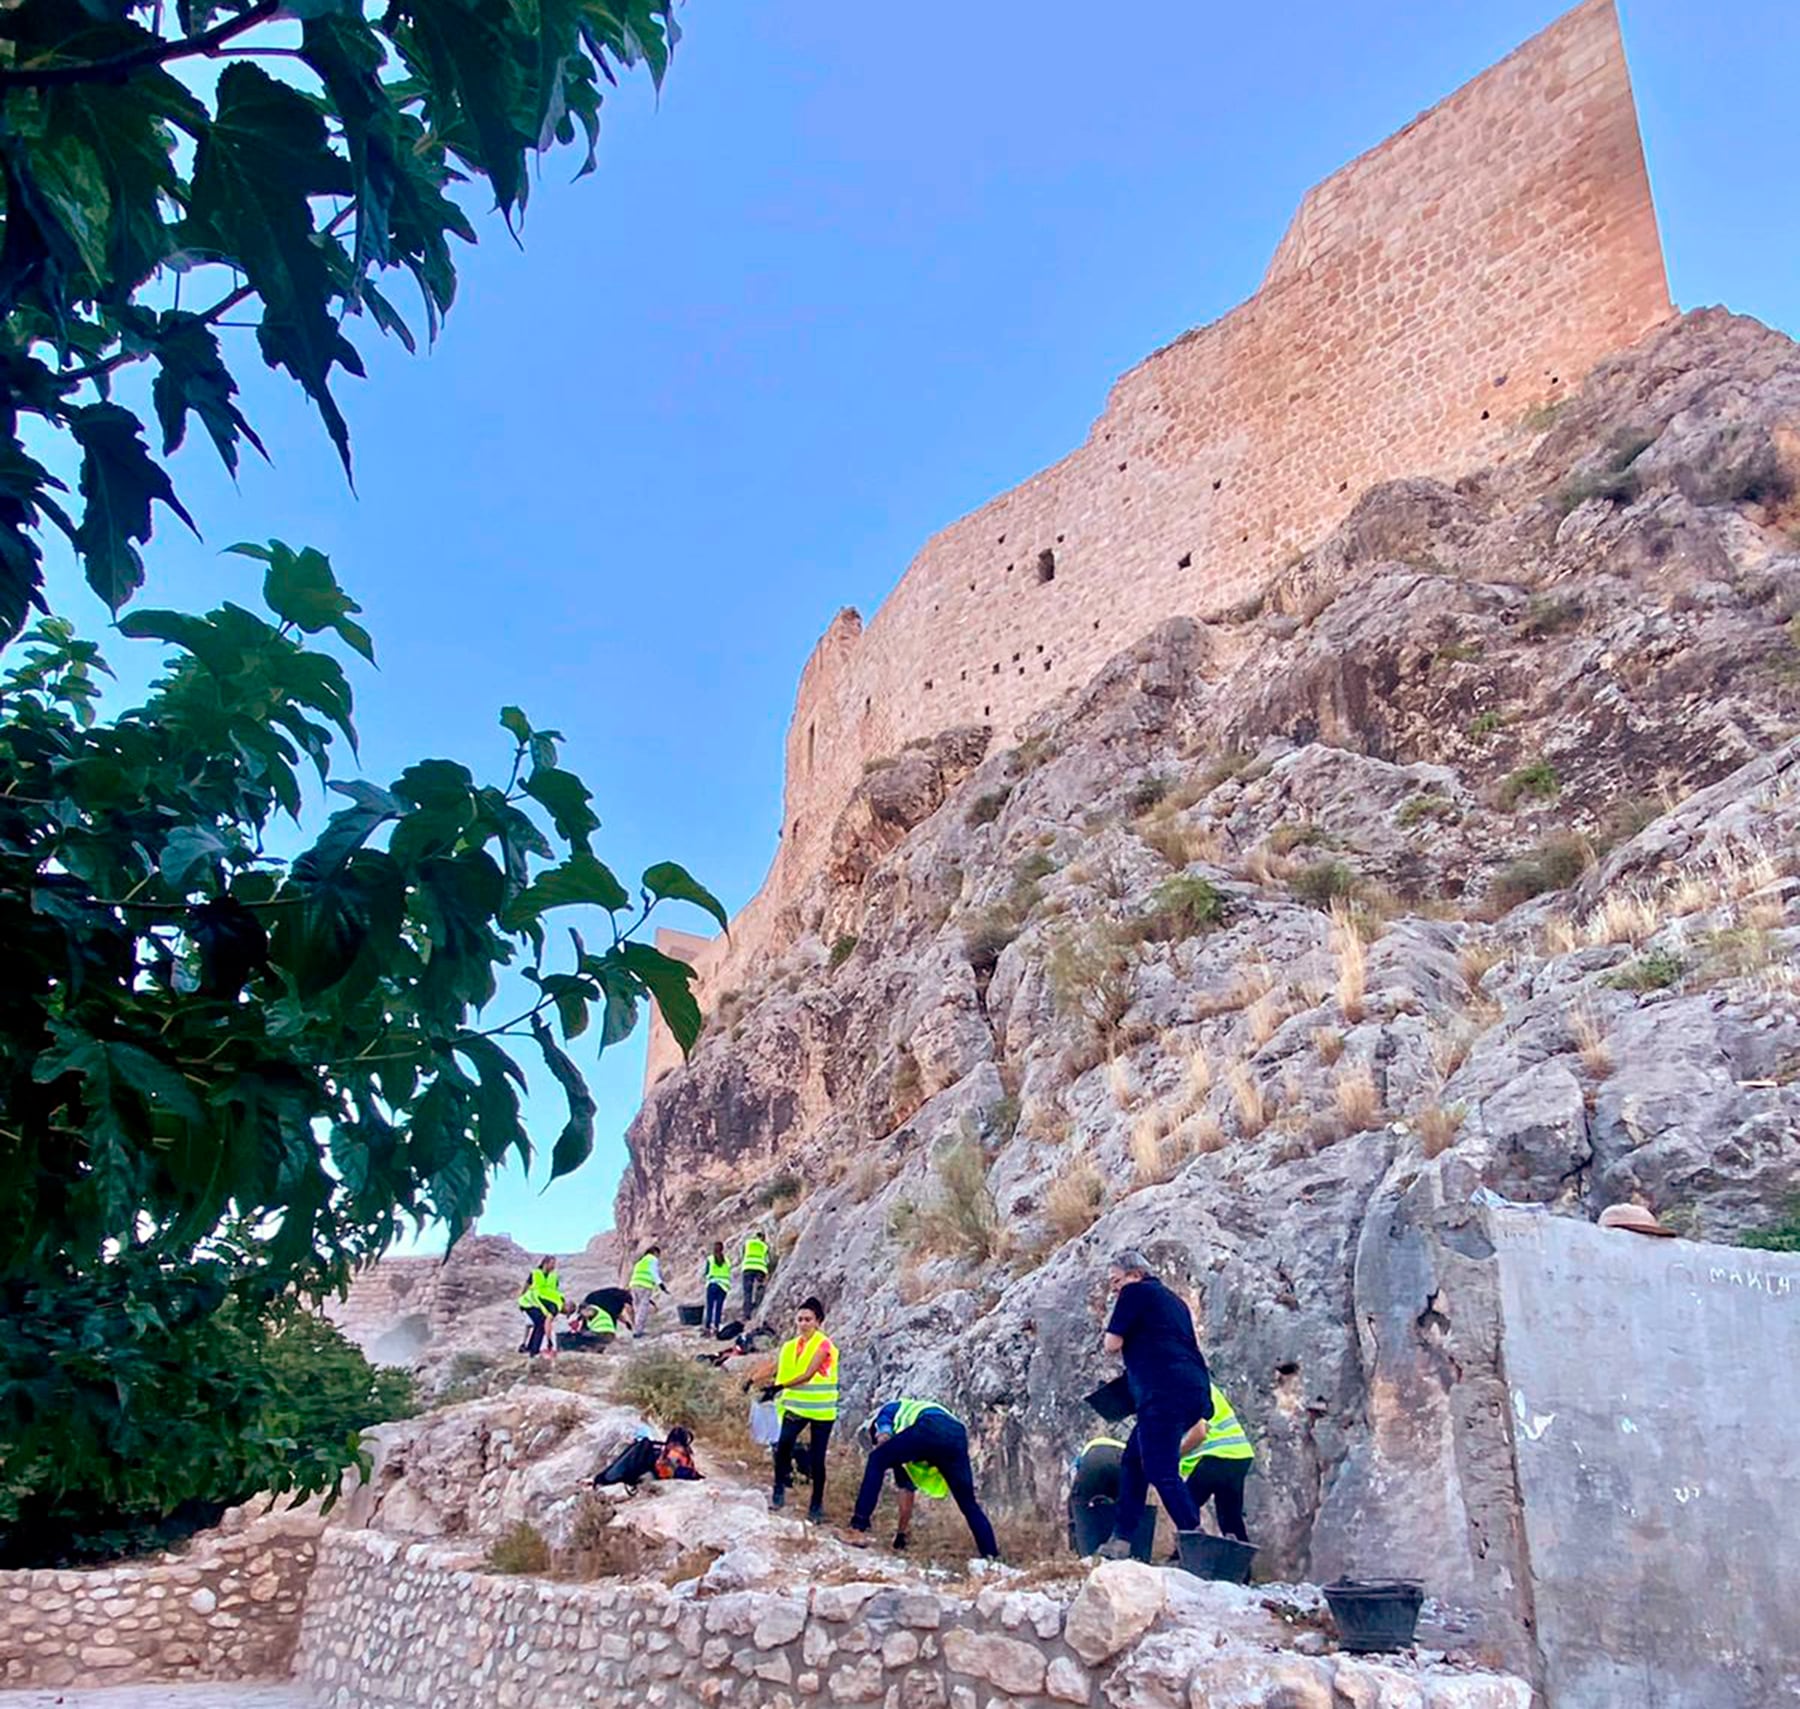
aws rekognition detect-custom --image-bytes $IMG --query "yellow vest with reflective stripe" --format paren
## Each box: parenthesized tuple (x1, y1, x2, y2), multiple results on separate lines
(742, 1238, 770, 1274)
(586, 1307, 615, 1335)
(775, 1332, 839, 1421)
(518, 1268, 562, 1311)
(706, 1255, 731, 1285)
(630, 1253, 660, 1290)
(892, 1399, 955, 1498)
(1179, 1385, 1254, 1477)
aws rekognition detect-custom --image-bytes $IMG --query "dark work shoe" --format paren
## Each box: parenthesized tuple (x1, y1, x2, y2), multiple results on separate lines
(768, 1487, 785, 1511)
(807, 1505, 826, 1525)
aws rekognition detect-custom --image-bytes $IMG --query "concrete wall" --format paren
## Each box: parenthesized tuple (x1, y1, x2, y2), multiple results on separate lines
(0, 1511, 321, 1690)
(645, 0, 1674, 1071)
(1491, 1212, 1800, 1707)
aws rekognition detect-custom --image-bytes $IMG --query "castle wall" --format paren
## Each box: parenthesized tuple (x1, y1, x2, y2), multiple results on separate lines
(645, 0, 1672, 1081)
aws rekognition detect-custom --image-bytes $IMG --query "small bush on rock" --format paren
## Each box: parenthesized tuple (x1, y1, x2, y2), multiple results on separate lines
(828, 934, 859, 970)
(486, 1522, 552, 1576)
(1291, 860, 1360, 910)
(614, 1348, 731, 1434)
(1497, 760, 1560, 811)
(967, 786, 1013, 827)
(905, 1142, 1004, 1265)
(1489, 831, 1592, 910)
(1134, 873, 1225, 941)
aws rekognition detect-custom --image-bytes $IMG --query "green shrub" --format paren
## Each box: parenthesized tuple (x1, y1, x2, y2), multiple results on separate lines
(1397, 794, 1457, 828)
(1134, 874, 1226, 941)
(1497, 760, 1560, 810)
(964, 909, 1023, 973)
(988, 1094, 1022, 1140)
(1520, 398, 1569, 433)
(1554, 431, 1653, 516)
(1740, 1200, 1800, 1253)
(904, 1142, 1003, 1265)
(758, 1170, 803, 1208)
(1289, 860, 1361, 910)
(1011, 733, 1058, 771)
(967, 786, 1013, 827)
(1434, 639, 1483, 665)
(1013, 850, 1057, 887)
(1467, 711, 1504, 738)
(1268, 820, 1328, 854)
(486, 1521, 552, 1576)
(1607, 948, 1684, 991)
(613, 1347, 734, 1432)
(1520, 595, 1582, 639)
(1489, 832, 1591, 910)
(828, 934, 859, 970)
(1127, 773, 1171, 814)
(1045, 928, 1133, 1041)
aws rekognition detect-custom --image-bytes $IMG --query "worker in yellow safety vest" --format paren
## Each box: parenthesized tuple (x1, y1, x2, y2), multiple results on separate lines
(741, 1231, 771, 1317)
(702, 1242, 732, 1336)
(761, 1295, 837, 1521)
(843, 1399, 1000, 1560)
(515, 1256, 564, 1359)
(629, 1244, 668, 1334)
(1176, 1383, 1255, 1542)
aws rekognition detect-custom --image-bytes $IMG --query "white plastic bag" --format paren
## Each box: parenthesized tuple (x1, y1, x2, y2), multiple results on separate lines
(749, 1400, 781, 1446)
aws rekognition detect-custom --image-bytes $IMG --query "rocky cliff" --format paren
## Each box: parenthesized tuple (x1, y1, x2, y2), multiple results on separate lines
(619, 309, 1800, 1670)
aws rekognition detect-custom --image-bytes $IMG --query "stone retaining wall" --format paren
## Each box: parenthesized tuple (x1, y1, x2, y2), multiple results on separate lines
(0, 1511, 322, 1690)
(297, 1528, 1528, 1709)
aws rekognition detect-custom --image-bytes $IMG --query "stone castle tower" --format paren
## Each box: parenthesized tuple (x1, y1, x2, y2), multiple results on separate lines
(646, 0, 1671, 1083)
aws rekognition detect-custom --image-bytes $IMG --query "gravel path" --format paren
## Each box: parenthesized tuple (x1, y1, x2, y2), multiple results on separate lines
(0, 1686, 315, 1709)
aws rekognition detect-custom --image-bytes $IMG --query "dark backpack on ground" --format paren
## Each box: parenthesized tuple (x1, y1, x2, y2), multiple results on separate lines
(594, 1437, 661, 1488)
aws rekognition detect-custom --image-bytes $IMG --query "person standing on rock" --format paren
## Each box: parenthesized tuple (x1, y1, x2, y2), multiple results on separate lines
(842, 1398, 1000, 1560)
(1177, 1382, 1255, 1544)
(516, 1256, 564, 1359)
(703, 1241, 732, 1335)
(629, 1244, 669, 1333)
(765, 1296, 838, 1521)
(741, 1231, 771, 1317)
(1095, 1248, 1212, 1559)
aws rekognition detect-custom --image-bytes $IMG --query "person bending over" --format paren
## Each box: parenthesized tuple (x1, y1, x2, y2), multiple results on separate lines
(844, 1399, 999, 1561)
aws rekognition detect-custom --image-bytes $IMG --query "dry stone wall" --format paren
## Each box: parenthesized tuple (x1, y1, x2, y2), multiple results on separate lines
(645, 0, 1674, 1079)
(298, 1532, 1528, 1709)
(0, 1511, 321, 1690)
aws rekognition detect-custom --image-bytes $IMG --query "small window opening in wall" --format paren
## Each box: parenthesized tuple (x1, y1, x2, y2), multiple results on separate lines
(1480, 409, 1490, 421)
(1093, 620, 1101, 631)
(1338, 482, 1348, 494)
(1117, 461, 1127, 473)
(924, 678, 933, 691)
(997, 533, 1007, 544)
(960, 668, 968, 682)
(1043, 659, 1052, 671)
(1177, 552, 1192, 570)
(864, 696, 872, 711)
(1017, 666, 1025, 677)
(806, 722, 816, 774)
(983, 704, 990, 717)
(1036, 549, 1056, 584)
(1012, 652, 1021, 663)
(993, 662, 1001, 675)
(968, 581, 976, 592)
(1212, 479, 1223, 492)
(1006, 563, 1014, 575)
(1035, 642, 1044, 654)
(1056, 532, 1065, 544)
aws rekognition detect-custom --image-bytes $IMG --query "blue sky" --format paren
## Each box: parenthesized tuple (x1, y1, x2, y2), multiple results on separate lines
(41, 1, 1797, 1252)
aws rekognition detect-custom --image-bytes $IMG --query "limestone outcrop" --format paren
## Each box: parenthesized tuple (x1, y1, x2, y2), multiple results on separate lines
(616, 309, 1800, 1678)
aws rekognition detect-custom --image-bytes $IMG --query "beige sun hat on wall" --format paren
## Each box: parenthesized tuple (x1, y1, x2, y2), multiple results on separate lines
(1598, 1203, 1678, 1238)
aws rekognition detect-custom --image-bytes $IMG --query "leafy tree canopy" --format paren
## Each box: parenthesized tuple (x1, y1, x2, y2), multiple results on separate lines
(0, 0, 678, 639)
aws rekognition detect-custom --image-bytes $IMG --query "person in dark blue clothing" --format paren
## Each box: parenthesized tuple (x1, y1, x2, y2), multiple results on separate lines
(841, 1399, 1001, 1560)
(1095, 1248, 1212, 1558)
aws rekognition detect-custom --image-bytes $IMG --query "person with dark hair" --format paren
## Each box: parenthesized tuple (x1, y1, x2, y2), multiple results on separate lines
(844, 1399, 999, 1560)
(702, 1241, 731, 1335)
(1095, 1248, 1212, 1560)
(515, 1255, 564, 1358)
(583, 1286, 635, 1335)
(763, 1296, 837, 1521)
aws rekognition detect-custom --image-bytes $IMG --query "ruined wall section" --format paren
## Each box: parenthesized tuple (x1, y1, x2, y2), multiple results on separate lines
(644, 0, 1671, 1083)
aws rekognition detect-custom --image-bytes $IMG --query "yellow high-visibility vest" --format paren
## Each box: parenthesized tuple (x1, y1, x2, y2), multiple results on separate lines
(518, 1268, 561, 1312)
(586, 1307, 615, 1335)
(775, 1331, 839, 1422)
(1179, 1385, 1254, 1478)
(706, 1255, 731, 1285)
(891, 1399, 954, 1498)
(742, 1238, 770, 1275)
(630, 1253, 660, 1290)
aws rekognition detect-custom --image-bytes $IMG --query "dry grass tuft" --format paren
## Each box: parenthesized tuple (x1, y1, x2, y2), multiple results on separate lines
(1240, 844, 1297, 888)
(1245, 990, 1288, 1049)
(1043, 1160, 1107, 1241)
(1107, 1055, 1138, 1109)
(1585, 887, 1661, 947)
(1130, 1110, 1172, 1185)
(1539, 914, 1581, 957)
(1227, 1061, 1269, 1137)
(1141, 814, 1223, 870)
(1569, 1005, 1614, 1077)
(1416, 1102, 1467, 1158)
(1314, 1026, 1345, 1066)
(1666, 840, 1785, 916)
(1333, 1061, 1382, 1132)
(1331, 902, 1367, 1023)
(1183, 1111, 1228, 1156)
(1458, 939, 1506, 986)
(1184, 1045, 1215, 1105)
(1428, 1021, 1476, 1084)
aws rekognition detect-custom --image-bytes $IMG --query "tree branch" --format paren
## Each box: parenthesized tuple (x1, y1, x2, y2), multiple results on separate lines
(0, 1, 282, 90)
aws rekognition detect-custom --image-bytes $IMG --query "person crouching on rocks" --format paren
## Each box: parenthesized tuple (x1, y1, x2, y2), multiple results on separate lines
(1095, 1248, 1213, 1559)
(842, 1399, 1000, 1561)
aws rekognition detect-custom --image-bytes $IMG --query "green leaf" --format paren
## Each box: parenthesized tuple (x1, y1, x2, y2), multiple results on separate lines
(531, 1018, 595, 1182)
(186, 64, 362, 474)
(69, 403, 197, 613)
(503, 851, 628, 927)
(618, 939, 701, 1057)
(150, 314, 270, 477)
(522, 765, 599, 851)
(499, 706, 532, 742)
(641, 860, 729, 933)
(533, 971, 593, 1040)
(303, 783, 404, 878)
(274, 849, 406, 1000)
(231, 540, 373, 663)
(159, 825, 227, 889)
(593, 960, 639, 1049)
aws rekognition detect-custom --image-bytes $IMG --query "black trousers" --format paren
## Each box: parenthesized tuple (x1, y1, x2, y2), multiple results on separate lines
(743, 1269, 767, 1315)
(521, 1307, 548, 1356)
(1185, 1457, 1250, 1541)
(773, 1413, 831, 1509)
(1114, 1390, 1207, 1538)
(851, 1412, 1000, 1559)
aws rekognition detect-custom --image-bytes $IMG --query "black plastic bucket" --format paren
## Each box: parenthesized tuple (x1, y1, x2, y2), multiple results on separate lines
(1175, 1531, 1257, 1584)
(677, 1302, 704, 1327)
(1323, 1580, 1425, 1652)
(1071, 1499, 1157, 1562)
